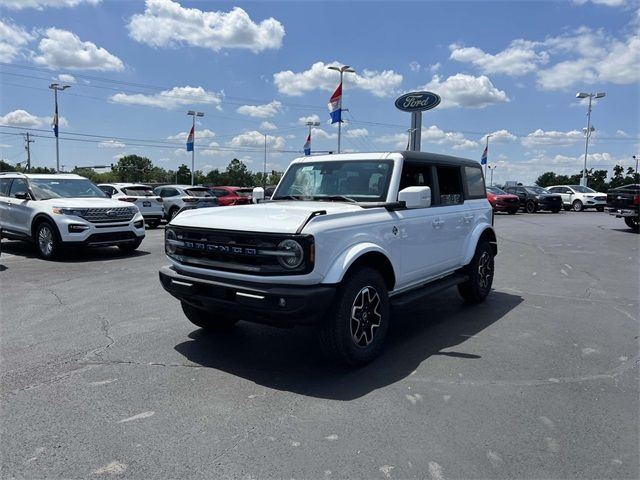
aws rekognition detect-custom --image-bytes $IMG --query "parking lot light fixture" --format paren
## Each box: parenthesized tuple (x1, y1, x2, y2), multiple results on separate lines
(575, 91, 605, 187)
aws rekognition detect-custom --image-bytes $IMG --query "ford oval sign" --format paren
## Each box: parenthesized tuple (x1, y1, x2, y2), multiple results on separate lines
(395, 91, 441, 112)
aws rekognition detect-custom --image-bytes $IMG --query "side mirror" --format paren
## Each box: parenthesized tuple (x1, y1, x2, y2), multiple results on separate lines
(252, 187, 265, 204)
(14, 191, 30, 200)
(398, 186, 431, 209)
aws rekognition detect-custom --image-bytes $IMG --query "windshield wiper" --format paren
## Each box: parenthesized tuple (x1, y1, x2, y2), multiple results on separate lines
(311, 195, 357, 203)
(272, 195, 302, 200)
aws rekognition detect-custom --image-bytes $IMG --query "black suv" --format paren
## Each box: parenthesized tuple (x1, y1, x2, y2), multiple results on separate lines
(503, 185, 562, 213)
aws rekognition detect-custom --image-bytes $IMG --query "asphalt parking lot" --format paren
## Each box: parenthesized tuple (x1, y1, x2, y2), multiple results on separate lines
(1, 211, 638, 480)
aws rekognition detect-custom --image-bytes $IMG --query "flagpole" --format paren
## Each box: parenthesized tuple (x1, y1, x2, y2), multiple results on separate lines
(327, 65, 355, 154)
(484, 134, 492, 178)
(49, 83, 71, 174)
(186, 110, 204, 186)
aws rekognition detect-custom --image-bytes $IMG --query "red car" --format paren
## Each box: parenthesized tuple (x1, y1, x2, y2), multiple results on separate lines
(208, 186, 253, 206)
(487, 186, 520, 214)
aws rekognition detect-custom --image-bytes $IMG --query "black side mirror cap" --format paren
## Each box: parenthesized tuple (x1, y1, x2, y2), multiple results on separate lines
(14, 191, 30, 200)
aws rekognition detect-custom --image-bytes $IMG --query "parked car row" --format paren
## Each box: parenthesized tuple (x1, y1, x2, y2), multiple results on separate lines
(487, 184, 608, 215)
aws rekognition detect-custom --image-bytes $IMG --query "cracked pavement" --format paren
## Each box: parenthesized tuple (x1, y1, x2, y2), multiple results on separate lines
(0, 212, 638, 479)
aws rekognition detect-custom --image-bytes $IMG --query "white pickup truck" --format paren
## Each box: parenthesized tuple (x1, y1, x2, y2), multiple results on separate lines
(159, 151, 497, 365)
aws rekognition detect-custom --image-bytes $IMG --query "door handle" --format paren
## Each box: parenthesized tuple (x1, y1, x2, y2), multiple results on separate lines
(432, 219, 444, 229)
(463, 214, 474, 223)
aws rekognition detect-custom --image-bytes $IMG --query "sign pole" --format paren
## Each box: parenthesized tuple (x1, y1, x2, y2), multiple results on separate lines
(410, 112, 422, 152)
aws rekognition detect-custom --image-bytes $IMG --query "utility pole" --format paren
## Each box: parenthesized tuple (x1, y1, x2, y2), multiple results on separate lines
(23, 132, 34, 172)
(487, 165, 497, 186)
(327, 65, 356, 154)
(575, 92, 606, 187)
(49, 83, 71, 173)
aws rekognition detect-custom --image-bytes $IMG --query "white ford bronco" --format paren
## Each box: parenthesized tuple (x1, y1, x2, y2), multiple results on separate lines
(160, 152, 497, 365)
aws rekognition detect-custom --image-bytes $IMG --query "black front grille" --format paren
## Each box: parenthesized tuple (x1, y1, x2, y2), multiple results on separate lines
(80, 207, 135, 223)
(168, 227, 314, 276)
(86, 231, 138, 244)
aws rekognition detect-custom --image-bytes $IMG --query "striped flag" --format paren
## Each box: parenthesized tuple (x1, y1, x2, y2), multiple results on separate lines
(303, 133, 311, 156)
(186, 126, 194, 152)
(328, 82, 342, 124)
(481, 146, 488, 165)
(52, 101, 59, 138)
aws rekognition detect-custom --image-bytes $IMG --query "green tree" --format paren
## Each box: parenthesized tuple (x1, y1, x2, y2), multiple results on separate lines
(175, 164, 191, 184)
(535, 172, 559, 187)
(225, 158, 254, 186)
(0, 160, 16, 172)
(204, 168, 228, 186)
(112, 155, 154, 182)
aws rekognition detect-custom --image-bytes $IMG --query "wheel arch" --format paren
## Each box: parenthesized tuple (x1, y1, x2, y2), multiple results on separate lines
(31, 213, 60, 241)
(323, 243, 396, 291)
(462, 226, 497, 266)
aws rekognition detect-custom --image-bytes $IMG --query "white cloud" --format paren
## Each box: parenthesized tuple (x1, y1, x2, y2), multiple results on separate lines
(419, 74, 509, 108)
(0, 0, 100, 9)
(571, 0, 627, 6)
(273, 61, 403, 97)
(345, 128, 369, 138)
(127, 0, 285, 53)
(615, 129, 630, 137)
(111, 86, 221, 110)
(112, 152, 126, 160)
(449, 39, 549, 76)
(409, 61, 421, 72)
(310, 128, 337, 140)
(34, 28, 123, 71)
(482, 130, 518, 143)
(521, 129, 584, 147)
(98, 140, 126, 148)
(0, 19, 34, 63)
(236, 100, 282, 118)
(57, 73, 76, 83)
(229, 130, 285, 150)
(375, 125, 478, 150)
(260, 121, 277, 130)
(167, 128, 216, 141)
(0, 109, 68, 128)
(429, 62, 441, 73)
(298, 114, 321, 125)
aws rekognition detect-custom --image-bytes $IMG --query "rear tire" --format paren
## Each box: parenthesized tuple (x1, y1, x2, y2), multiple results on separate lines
(181, 302, 239, 331)
(525, 201, 536, 213)
(624, 216, 639, 232)
(118, 238, 142, 252)
(572, 200, 584, 212)
(458, 241, 494, 304)
(35, 220, 62, 260)
(563, 206, 571, 211)
(319, 267, 390, 366)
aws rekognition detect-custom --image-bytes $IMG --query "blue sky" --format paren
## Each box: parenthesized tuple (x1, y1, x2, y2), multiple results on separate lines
(1, 0, 638, 185)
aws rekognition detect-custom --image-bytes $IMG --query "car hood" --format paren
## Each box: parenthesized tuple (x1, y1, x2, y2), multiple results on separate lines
(170, 200, 363, 234)
(39, 197, 135, 209)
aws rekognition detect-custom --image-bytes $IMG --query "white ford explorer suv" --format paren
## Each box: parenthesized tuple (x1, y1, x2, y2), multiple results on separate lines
(159, 152, 497, 365)
(0, 173, 145, 259)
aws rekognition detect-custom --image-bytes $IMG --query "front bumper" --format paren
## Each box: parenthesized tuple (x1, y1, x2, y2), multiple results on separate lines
(57, 213, 146, 246)
(159, 265, 336, 326)
(607, 207, 639, 218)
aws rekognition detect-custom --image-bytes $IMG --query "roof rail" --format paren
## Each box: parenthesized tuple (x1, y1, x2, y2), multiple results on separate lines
(0, 171, 27, 176)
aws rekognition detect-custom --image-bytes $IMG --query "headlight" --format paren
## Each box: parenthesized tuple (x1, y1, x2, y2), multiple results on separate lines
(276, 239, 304, 269)
(52, 207, 88, 216)
(165, 228, 179, 255)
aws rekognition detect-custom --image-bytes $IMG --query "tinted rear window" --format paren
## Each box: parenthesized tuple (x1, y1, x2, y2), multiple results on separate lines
(187, 188, 212, 197)
(123, 187, 154, 196)
(464, 166, 486, 198)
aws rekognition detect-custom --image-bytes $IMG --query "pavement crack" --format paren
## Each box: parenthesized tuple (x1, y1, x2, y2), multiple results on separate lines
(79, 359, 203, 369)
(211, 426, 255, 465)
(47, 288, 64, 306)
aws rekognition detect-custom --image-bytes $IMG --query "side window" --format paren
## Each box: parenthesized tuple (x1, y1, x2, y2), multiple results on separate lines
(9, 179, 29, 198)
(399, 162, 434, 202)
(436, 166, 463, 205)
(464, 166, 485, 198)
(0, 178, 11, 196)
(212, 189, 229, 197)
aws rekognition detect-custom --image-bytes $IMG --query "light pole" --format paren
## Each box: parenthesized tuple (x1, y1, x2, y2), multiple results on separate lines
(576, 91, 605, 187)
(487, 165, 497, 186)
(187, 110, 204, 185)
(306, 120, 320, 156)
(49, 83, 70, 173)
(327, 64, 355, 154)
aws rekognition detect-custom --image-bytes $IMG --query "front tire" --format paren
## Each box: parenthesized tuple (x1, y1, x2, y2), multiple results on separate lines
(35, 220, 62, 260)
(624, 216, 639, 232)
(525, 201, 537, 214)
(458, 241, 495, 303)
(508, 209, 517, 215)
(551, 208, 561, 213)
(181, 302, 239, 331)
(596, 206, 605, 212)
(572, 200, 584, 212)
(146, 220, 160, 229)
(118, 238, 143, 252)
(319, 267, 390, 366)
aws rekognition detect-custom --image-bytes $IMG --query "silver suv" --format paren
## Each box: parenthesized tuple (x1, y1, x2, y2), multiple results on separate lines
(153, 185, 218, 220)
(0, 173, 145, 259)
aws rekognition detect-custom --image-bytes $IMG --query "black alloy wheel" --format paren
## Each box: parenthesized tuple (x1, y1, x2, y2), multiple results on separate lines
(525, 201, 537, 214)
(458, 241, 494, 303)
(624, 216, 639, 232)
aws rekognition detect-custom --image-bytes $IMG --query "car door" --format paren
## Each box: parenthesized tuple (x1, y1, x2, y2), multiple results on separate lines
(5, 178, 32, 236)
(0, 178, 13, 232)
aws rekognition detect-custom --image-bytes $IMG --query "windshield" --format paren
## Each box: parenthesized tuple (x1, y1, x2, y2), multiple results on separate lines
(123, 187, 154, 196)
(274, 160, 393, 202)
(30, 178, 108, 199)
(487, 186, 507, 195)
(570, 185, 596, 193)
(526, 186, 550, 195)
(186, 188, 212, 197)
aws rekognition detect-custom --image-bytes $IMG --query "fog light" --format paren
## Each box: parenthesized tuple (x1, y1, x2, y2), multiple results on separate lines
(134, 220, 144, 229)
(68, 224, 89, 233)
(278, 298, 287, 308)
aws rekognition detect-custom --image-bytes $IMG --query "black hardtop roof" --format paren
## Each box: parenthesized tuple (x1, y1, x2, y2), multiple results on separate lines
(399, 151, 481, 168)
